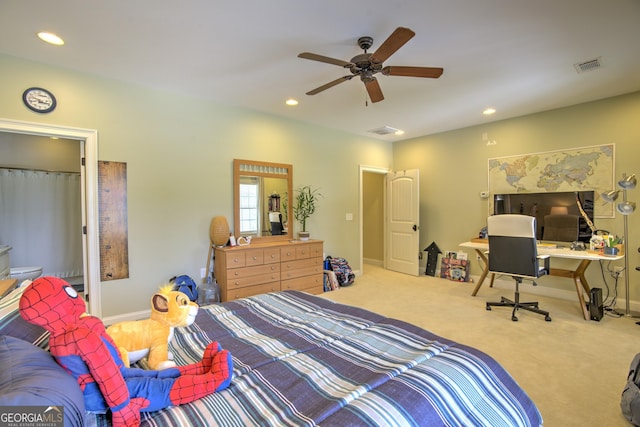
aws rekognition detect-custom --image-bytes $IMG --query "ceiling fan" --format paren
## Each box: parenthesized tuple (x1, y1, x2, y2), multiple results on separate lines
(298, 27, 443, 103)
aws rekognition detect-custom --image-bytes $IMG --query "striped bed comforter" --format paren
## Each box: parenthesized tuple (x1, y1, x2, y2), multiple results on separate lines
(90, 291, 542, 426)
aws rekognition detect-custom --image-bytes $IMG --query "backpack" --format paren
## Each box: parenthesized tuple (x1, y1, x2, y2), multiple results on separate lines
(170, 275, 198, 302)
(325, 256, 355, 287)
(621, 352, 640, 425)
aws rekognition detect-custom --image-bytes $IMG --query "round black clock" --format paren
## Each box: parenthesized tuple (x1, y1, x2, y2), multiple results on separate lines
(22, 87, 57, 113)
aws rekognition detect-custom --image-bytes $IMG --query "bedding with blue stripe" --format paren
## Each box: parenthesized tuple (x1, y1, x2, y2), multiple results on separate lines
(88, 290, 542, 426)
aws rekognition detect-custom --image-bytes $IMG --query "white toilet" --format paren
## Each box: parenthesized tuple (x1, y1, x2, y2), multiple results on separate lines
(10, 266, 43, 282)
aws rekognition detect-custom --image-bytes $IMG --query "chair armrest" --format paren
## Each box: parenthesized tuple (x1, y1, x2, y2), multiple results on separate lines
(537, 254, 551, 259)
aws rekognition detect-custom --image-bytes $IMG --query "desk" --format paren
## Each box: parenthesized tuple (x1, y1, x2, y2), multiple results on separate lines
(460, 240, 624, 320)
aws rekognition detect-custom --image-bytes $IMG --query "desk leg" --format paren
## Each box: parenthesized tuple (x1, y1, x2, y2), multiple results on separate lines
(573, 259, 592, 321)
(552, 260, 592, 320)
(471, 249, 495, 296)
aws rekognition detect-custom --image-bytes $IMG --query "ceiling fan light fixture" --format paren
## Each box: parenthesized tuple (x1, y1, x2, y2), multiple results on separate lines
(482, 108, 496, 116)
(37, 31, 64, 46)
(285, 98, 298, 106)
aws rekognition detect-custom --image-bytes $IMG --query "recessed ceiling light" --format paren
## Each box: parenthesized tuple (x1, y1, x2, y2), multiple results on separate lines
(285, 98, 298, 106)
(37, 32, 65, 46)
(482, 107, 496, 116)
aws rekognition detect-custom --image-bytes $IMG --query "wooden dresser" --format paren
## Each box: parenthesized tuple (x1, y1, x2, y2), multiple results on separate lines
(214, 240, 323, 301)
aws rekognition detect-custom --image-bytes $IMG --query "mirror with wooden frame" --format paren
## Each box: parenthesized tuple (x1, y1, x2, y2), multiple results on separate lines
(233, 159, 293, 243)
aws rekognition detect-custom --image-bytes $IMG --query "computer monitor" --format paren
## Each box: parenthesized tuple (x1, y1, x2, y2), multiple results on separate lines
(492, 190, 594, 243)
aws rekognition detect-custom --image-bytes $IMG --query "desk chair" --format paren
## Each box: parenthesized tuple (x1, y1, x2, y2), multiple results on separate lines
(486, 214, 552, 321)
(269, 212, 284, 235)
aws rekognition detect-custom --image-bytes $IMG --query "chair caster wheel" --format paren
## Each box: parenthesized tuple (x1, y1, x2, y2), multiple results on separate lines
(486, 306, 492, 311)
(511, 316, 518, 321)
(545, 316, 552, 322)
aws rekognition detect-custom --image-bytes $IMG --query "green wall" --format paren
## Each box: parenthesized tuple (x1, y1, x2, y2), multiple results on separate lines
(3, 51, 639, 314)
(394, 91, 640, 302)
(0, 54, 392, 317)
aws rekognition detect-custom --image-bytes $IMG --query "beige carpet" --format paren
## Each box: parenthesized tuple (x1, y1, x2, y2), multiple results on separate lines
(320, 264, 638, 427)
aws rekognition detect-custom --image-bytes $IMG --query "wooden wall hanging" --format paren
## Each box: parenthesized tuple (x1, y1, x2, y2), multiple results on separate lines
(98, 161, 129, 281)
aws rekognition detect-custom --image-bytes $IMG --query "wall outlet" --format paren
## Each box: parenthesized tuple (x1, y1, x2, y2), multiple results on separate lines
(200, 267, 207, 278)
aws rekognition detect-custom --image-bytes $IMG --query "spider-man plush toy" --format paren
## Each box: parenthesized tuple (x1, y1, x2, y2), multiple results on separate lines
(19, 276, 233, 427)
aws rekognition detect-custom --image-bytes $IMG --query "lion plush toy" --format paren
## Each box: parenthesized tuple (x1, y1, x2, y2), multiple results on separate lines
(107, 285, 197, 370)
(19, 276, 232, 427)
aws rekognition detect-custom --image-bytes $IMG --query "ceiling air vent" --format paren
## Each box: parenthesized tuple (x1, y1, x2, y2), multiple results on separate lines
(574, 57, 602, 73)
(369, 126, 401, 135)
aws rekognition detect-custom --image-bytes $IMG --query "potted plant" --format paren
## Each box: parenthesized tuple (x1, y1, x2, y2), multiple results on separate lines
(293, 185, 322, 240)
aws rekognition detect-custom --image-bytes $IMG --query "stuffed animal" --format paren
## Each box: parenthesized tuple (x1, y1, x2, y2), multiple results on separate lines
(107, 285, 197, 370)
(19, 276, 232, 427)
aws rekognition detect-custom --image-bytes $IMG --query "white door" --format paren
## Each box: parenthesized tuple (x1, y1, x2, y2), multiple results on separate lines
(385, 169, 420, 276)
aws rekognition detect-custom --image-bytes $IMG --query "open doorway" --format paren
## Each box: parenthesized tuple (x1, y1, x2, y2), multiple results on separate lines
(0, 119, 101, 316)
(359, 166, 388, 276)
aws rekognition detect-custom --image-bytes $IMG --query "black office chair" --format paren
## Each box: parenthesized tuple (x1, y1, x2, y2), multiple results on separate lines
(486, 214, 552, 321)
(269, 212, 284, 235)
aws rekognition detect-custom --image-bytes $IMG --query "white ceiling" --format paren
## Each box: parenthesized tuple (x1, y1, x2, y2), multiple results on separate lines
(1, 0, 639, 141)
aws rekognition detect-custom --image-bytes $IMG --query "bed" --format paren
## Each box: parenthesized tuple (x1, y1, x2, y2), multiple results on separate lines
(1, 287, 542, 426)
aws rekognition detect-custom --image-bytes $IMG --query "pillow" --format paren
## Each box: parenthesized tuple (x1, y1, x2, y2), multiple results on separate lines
(0, 285, 48, 348)
(0, 335, 86, 427)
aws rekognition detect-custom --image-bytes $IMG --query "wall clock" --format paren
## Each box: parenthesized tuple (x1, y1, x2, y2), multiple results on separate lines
(22, 87, 57, 113)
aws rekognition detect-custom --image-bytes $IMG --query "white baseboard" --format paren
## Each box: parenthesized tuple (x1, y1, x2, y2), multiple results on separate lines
(103, 309, 151, 327)
(475, 274, 640, 313)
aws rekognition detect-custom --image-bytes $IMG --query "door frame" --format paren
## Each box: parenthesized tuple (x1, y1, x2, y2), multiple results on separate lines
(359, 165, 389, 275)
(0, 118, 101, 317)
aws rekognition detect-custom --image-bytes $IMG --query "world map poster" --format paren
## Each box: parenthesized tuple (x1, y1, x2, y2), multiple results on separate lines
(488, 144, 615, 218)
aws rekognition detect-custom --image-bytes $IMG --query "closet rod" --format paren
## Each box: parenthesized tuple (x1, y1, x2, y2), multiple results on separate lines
(0, 166, 80, 175)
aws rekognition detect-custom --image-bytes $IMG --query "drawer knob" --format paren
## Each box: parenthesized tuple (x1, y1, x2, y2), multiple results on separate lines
(252, 256, 257, 260)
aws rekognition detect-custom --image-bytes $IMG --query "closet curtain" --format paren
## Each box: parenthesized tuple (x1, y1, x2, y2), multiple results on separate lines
(0, 168, 83, 278)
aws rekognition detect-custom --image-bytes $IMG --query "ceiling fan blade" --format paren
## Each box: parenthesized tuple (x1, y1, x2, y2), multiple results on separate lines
(306, 75, 354, 95)
(369, 27, 415, 64)
(298, 52, 352, 68)
(382, 66, 444, 78)
(365, 78, 384, 103)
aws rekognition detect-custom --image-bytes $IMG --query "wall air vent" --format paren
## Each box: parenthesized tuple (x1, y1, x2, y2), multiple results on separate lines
(369, 126, 401, 135)
(574, 57, 602, 73)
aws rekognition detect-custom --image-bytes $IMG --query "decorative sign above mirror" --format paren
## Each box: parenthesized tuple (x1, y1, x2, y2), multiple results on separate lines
(233, 159, 293, 243)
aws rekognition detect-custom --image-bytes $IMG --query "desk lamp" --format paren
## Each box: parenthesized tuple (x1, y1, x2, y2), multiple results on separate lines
(602, 173, 637, 317)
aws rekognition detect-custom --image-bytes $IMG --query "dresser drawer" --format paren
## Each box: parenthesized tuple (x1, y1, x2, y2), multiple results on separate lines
(281, 273, 323, 294)
(282, 257, 321, 272)
(281, 246, 297, 261)
(226, 282, 280, 301)
(228, 263, 280, 279)
(308, 242, 323, 258)
(281, 264, 323, 281)
(224, 252, 246, 269)
(263, 247, 281, 264)
(227, 271, 280, 290)
(244, 248, 264, 266)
